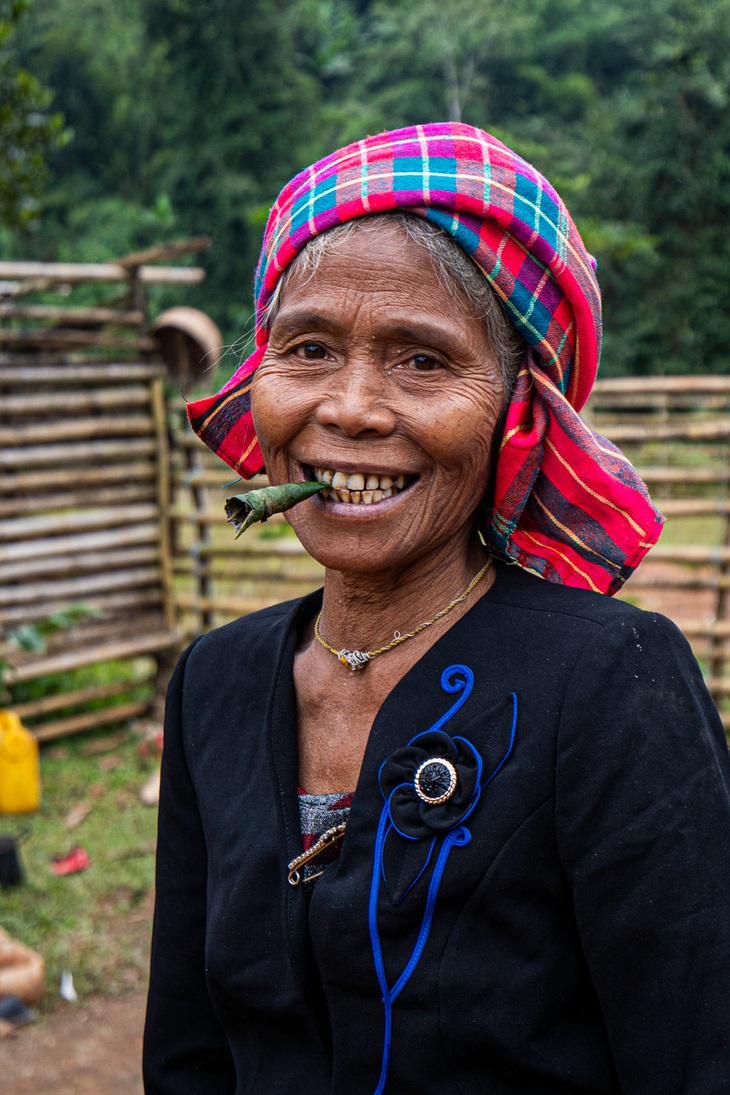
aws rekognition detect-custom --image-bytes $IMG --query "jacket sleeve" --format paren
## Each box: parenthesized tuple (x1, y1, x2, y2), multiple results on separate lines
(556, 611, 730, 1094)
(143, 639, 237, 1095)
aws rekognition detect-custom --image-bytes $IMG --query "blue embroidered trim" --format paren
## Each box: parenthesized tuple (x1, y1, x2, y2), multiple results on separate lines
(368, 666, 518, 1093)
(424, 663, 474, 732)
(369, 817, 471, 1095)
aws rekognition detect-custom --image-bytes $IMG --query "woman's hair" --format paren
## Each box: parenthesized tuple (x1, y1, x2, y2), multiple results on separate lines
(261, 212, 525, 401)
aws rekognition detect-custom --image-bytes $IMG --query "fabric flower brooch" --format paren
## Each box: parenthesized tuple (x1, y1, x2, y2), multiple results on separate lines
(379, 728, 482, 839)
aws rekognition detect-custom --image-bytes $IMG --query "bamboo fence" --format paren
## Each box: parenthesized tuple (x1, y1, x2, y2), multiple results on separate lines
(4, 257, 730, 735)
(0, 245, 209, 740)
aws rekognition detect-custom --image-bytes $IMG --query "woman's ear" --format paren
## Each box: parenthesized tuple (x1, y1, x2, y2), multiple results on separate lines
(477, 399, 508, 525)
(477, 347, 524, 539)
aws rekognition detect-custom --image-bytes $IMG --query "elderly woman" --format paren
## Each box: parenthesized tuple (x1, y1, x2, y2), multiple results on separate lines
(143, 123, 730, 1094)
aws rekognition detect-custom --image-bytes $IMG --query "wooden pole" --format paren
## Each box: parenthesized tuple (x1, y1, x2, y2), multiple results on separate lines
(710, 465, 730, 685)
(0, 303, 145, 326)
(115, 235, 212, 267)
(2, 386, 151, 415)
(4, 631, 178, 683)
(0, 544, 160, 583)
(11, 678, 155, 720)
(0, 362, 166, 384)
(0, 437, 157, 468)
(0, 260, 206, 284)
(605, 420, 730, 443)
(593, 375, 730, 394)
(0, 523, 160, 564)
(186, 446, 215, 632)
(0, 566, 162, 605)
(0, 329, 157, 351)
(32, 701, 152, 743)
(0, 484, 157, 519)
(0, 414, 156, 447)
(151, 377, 177, 634)
(0, 504, 159, 543)
(0, 591, 163, 627)
(0, 461, 155, 494)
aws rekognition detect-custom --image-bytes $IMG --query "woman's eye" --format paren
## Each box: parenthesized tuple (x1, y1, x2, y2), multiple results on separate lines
(294, 342, 327, 360)
(409, 353, 442, 371)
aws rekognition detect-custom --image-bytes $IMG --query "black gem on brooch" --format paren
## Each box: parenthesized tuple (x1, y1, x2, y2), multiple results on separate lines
(414, 757, 458, 805)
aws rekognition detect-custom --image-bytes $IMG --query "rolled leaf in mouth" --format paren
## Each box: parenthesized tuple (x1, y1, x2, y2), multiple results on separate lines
(224, 481, 325, 537)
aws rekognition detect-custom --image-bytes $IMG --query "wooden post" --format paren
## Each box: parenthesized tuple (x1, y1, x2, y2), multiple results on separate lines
(186, 449, 215, 633)
(151, 377, 176, 636)
(710, 468, 730, 692)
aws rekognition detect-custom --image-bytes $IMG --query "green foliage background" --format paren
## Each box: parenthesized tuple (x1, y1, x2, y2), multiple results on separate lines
(3, 0, 730, 376)
(0, 0, 66, 228)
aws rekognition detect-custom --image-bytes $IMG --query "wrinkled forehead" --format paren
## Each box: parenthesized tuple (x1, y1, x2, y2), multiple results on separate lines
(261, 214, 484, 326)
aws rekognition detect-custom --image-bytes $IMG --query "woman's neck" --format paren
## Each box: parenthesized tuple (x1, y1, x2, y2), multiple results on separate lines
(316, 533, 492, 655)
(294, 531, 495, 792)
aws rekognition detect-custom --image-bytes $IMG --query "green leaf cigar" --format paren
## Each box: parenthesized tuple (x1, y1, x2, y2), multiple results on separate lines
(224, 481, 325, 537)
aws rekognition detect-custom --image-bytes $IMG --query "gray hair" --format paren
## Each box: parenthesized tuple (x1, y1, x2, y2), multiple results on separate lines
(261, 212, 525, 401)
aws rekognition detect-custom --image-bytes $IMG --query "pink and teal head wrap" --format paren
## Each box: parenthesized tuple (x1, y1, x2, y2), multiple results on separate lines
(187, 122, 663, 594)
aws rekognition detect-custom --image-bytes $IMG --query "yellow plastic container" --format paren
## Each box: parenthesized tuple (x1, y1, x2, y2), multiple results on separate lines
(0, 710, 41, 814)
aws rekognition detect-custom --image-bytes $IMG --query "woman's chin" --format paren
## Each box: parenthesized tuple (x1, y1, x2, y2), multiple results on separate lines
(290, 505, 471, 581)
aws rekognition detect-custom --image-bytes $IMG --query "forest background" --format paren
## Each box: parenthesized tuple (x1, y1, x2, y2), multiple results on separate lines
(2, 0, 730, 379)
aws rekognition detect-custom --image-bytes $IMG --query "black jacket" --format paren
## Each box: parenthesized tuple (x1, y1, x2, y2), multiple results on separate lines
(144, 561, 730, 1094)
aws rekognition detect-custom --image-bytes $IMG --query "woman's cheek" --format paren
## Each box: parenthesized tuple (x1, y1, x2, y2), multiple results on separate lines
(251, 368, 292, 451)
(423, 388, 501, 481)
(250, 379, 271, 461)
(251, 368, 315, 471)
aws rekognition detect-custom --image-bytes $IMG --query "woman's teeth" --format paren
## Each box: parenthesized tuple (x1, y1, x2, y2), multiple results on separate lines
(311, 467, 408, 505)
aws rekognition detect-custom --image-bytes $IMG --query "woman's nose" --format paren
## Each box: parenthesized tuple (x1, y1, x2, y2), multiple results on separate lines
(315, 359, 397, 437)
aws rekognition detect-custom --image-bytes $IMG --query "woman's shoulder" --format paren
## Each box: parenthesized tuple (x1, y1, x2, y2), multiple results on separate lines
(481, 560, 701, 688)
(487, 563, 725, 751)
(490, 560, 673, 632)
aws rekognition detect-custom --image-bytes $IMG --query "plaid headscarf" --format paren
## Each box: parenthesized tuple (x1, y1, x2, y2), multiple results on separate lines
(187, 122, 663, 594)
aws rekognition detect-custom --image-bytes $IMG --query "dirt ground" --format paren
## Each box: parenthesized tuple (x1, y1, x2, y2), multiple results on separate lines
(0, 991, 147, 1094)
(0, 896, 153, 1094)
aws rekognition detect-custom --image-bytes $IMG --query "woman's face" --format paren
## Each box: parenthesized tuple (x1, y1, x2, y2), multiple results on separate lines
(251, 221, 504, 575)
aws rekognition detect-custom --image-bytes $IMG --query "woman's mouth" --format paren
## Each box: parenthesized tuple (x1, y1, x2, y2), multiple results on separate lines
(305, 465, 415, 506)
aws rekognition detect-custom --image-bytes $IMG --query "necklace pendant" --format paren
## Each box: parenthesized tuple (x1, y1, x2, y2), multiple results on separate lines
(338, 649, 372, 671)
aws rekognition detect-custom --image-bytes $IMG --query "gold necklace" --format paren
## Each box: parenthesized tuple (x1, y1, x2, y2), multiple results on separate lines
(314, 556, 493, 671)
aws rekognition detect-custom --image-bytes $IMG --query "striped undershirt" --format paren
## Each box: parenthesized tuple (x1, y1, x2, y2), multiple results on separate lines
(297, 788, 353, 886)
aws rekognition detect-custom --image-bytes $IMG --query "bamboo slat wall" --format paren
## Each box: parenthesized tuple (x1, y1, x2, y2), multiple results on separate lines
(0, 251, 207, 740)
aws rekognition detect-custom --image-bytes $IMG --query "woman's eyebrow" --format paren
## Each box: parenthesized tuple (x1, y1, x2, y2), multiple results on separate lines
(269, 310, 340, 337)
(386, 321, 468, 356)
